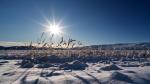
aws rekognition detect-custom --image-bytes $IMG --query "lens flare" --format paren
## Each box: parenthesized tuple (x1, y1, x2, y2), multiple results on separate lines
(47, 22, 62, 35)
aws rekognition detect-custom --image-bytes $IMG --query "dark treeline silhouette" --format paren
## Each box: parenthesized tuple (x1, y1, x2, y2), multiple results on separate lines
(0, 46, 64, 50)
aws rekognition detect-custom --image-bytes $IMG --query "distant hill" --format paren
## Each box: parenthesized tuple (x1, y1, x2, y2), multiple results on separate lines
(0, 46, 36, 50)
(0, 42, 150, 50)
(82, 42, 150, 50)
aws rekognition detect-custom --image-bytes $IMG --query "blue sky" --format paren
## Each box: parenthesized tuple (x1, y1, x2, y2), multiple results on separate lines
(0, 0, 150, 45)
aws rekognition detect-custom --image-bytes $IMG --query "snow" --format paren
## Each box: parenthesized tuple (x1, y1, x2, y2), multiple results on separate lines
(0, 60, 150, 84)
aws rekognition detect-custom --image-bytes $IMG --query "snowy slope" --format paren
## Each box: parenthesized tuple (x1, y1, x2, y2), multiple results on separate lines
(0, 60, 150, 84)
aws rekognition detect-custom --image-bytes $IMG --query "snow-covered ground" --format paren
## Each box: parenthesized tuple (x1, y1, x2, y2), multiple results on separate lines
(0, 60, 150, 84)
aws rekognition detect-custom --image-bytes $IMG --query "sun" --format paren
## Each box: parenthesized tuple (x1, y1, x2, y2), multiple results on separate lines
(39, 16, 67, 36)
(43, 18, 65, 36)
(47, 23, 62, 35)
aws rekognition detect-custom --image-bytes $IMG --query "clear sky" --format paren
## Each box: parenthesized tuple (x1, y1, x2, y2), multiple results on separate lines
(0, 0, 150, 45)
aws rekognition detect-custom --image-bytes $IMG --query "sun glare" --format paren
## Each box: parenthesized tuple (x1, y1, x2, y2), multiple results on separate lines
(43, 18, 65, 36)
(47, 23, 62, 35)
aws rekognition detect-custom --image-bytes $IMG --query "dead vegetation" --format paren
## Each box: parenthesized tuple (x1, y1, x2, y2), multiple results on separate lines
(0, 32, 150, 69)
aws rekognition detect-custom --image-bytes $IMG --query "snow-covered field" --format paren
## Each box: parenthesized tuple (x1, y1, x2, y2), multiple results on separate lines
(0, 60, 150, 84)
